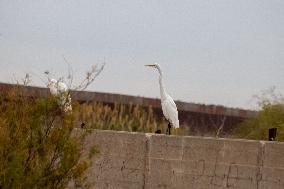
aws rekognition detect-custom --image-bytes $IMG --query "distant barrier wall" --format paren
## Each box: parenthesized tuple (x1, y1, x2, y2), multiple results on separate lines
(0, 83, 258, 136)
(78, 130, 284, 189)
(0, 83, 257, 118)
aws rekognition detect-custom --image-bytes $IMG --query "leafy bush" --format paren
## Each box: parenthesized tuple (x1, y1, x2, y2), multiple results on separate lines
(233, 88, 284, 141)
(0, 86, 93, 189)
(233, 104, 284, 141)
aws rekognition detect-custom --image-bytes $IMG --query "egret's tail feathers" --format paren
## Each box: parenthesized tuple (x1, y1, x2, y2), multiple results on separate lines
(174, 119, 179, 129)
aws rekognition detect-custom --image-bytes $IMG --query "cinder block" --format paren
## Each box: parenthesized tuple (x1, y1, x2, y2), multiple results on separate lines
(93, 156, 145, 182)
(260, 167, 284, 189)
(218, 139, 260, 166)
(182, 136, 224, 162)
(82, 130, 147, 189)
(146, 158, 183, 187)
(93, 181, 144, 189)
(227, 165, 258, 189)
(149, 135, 183, 160)
(183, 137, 259, 166)
(182, 160, 210, 176)
(84, 130, 147, 157)
(263, 142, 284, 168)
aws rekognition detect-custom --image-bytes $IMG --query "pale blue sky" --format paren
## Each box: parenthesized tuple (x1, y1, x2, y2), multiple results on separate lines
(0, 0, 283, 109)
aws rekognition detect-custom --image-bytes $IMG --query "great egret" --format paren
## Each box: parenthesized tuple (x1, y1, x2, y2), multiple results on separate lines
(47, 79, 72, 113)
(145, 63, 179, 135)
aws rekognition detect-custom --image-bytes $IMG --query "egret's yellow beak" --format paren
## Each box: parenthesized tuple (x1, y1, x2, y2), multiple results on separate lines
(144, 64, 156, 67)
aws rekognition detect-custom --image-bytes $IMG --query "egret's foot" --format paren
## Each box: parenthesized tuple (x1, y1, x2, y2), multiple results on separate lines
(155, 129, 162, 134)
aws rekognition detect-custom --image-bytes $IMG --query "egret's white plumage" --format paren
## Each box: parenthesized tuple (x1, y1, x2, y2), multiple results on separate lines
(47, 78, 72, 113)
(145, 63, 179, 131)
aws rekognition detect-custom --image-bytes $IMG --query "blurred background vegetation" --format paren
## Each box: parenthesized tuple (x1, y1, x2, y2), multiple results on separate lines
(75, 103, 174, 134)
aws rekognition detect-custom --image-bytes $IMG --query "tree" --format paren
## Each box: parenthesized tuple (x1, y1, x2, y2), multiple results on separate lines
(0, 85, 98, 188)
(0, 63, 105, 188)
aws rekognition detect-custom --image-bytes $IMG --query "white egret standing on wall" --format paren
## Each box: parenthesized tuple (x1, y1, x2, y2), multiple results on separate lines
(145, 63, 179, 135)
(47, 78, 72, 113)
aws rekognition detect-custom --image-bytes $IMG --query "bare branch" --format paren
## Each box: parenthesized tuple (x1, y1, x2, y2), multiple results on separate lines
(253, 86, 284, 108)
(215, 116, 226, 138)
(62, 55, 74, 89)
(74, 62, 106, 91)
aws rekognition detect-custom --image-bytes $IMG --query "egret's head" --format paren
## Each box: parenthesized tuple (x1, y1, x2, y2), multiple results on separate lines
(144, 63, 160, 69)
(145, 63, 162, 75)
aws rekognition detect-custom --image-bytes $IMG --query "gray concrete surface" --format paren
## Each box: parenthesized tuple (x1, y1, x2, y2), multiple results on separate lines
(79, 130, 284, 189)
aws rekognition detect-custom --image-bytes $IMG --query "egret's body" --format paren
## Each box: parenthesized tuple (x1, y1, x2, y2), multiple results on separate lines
(145, 63, 179, 134)
(47, 79, 72, 113)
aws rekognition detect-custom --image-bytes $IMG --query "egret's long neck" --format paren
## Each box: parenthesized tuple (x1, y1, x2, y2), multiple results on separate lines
(157, 67, 167, 100)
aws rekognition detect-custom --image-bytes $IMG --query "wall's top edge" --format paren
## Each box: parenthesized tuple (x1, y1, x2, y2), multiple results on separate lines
(82, 129, 282, 144)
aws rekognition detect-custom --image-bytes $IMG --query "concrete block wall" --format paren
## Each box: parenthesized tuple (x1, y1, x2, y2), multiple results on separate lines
(81, 130, 284, 189)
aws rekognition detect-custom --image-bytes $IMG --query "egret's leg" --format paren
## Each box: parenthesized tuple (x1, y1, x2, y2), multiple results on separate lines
(167, 122, 172, 135)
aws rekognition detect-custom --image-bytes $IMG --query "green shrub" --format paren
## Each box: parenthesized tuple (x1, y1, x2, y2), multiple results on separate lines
(0, 86, 93, 189)
(233, 104, 284, 141)
(233, 88, 284, 141)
